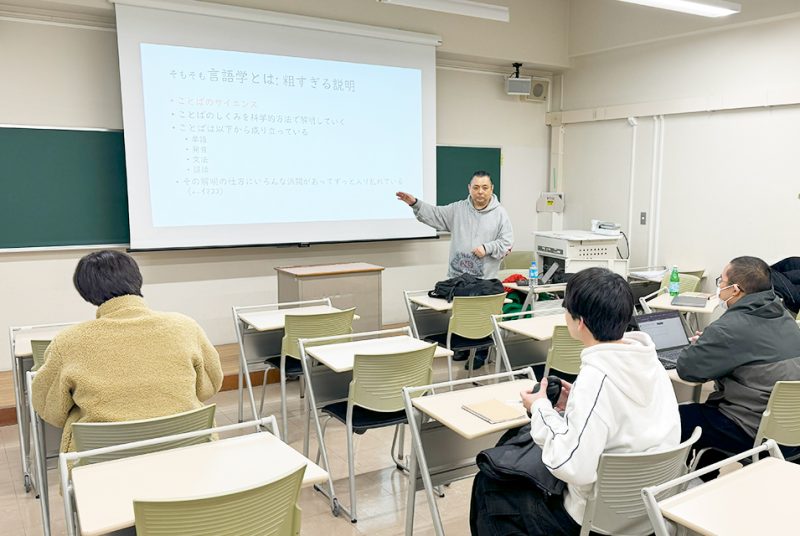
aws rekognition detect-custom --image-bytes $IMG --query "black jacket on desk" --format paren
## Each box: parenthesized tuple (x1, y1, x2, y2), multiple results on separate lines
(676, 290, 800, 437)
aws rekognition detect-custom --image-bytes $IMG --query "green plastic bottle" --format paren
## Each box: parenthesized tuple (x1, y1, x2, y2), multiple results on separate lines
(669, 266, 680, 297)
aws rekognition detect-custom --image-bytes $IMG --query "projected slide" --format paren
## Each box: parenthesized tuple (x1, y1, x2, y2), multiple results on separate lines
(139, 43, 423, 227)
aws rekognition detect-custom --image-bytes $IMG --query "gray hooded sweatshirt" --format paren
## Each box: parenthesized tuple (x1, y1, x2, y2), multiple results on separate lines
(412, 194, 513, 279)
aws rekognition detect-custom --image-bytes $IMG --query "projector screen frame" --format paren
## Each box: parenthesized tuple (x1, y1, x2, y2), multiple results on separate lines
(112, 0, 442, 251)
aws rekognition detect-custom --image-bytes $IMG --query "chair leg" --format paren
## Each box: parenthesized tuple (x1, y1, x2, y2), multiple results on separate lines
(466, 348, 476, 379)
(303, 394, 312, 457)
(346, 418, 357, 522)
(258, 367, 269, 416)
(391, 424, 407, 470)
(299, 375, 306, 399)
(280, 361, 289, 442)
(316, 416, 331, 465)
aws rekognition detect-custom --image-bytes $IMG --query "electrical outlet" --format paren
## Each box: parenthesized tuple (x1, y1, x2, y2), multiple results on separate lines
(640, 212, 647, 225)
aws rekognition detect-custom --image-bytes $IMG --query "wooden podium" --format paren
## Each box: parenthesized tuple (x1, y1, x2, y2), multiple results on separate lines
(275, 262, 384, 331)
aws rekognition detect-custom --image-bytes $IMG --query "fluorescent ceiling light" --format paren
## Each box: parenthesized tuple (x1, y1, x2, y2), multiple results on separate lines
(618, 0, 741, 18)
(378, 0, 509, 23)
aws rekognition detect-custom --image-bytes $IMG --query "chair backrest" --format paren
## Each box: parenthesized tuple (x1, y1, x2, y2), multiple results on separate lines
(448, 293, 506, 340)
(544, 325, 583, 377)
(754, 380, 800, 448)
(659, 272, 701, 293)
(500, 250, 535, 270)
(282, 308, 356, 359)
(582, 427, 701, 536)
(134, 464, 305, 536)
(350, 343, 437, 412)
(30, 339, 51, 371)
(71, 404, 216, 465)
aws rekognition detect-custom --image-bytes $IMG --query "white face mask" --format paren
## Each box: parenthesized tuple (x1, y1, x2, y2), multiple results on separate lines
(716, 284, 734, 310)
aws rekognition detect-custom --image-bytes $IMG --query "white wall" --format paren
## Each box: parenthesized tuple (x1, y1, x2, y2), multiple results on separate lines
(0, 9, 552, 371)
(560, 6, 800, 291)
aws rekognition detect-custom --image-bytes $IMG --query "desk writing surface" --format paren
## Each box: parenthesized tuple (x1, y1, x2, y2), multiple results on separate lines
(13, 325, 74, 358)
(237, 305, 342, 331)
(412, 379, 532, 440)
(275, 262, 384, 277)
(409, 294, 511, 312)
(306, 335, 453, 373)
(71, 432, 327, 536)
(498, 314, 566, 341)
(648, 293, 719, 314)
(659, 457, 799, 535)
(504, 282, 567, 295)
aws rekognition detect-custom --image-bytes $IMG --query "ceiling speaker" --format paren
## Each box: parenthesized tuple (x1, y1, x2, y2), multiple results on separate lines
(525, 79, 550, 102)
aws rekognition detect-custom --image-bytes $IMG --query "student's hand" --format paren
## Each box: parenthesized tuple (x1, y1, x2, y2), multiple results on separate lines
(396, 192, 416, 206)
(472, 245, 486, 258)
(554, 380, 572, 412)
(521, 378, 549, 412)
(689, 330, 703, 344)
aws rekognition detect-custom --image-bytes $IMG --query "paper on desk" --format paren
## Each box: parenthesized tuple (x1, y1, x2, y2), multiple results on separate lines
(462, 399, 527, 425)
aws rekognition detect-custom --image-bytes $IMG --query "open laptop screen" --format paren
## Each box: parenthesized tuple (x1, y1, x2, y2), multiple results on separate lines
(636, 311, 689, 351)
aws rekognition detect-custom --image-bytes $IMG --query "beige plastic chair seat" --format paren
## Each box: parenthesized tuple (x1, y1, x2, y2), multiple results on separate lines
(71, 404, 216, 465)
(260, 307, 356, 441)
(134, 464, 306, 536)
(580, 427, 702, 536)
(543, 324, 583, 379)
(318, 343, 436, 522)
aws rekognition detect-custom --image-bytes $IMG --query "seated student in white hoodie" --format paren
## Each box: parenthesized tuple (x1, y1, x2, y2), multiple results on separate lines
(470, 267, 681, 535)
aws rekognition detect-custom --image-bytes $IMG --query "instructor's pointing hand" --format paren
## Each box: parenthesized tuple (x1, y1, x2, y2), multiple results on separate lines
(396, 192, 417, 206)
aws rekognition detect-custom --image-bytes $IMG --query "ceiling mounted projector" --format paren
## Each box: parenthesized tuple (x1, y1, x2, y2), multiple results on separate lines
(506, 62, 531, 96)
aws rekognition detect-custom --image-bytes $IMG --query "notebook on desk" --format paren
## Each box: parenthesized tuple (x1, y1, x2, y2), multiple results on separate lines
(634, 310, 691, 370)
(462, 399, 527, 425)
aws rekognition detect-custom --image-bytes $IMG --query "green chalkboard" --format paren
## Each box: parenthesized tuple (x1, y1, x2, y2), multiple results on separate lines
(0, 134, 499, 249)
(0, 127, 129, 249)
(436, 146, 501, 206)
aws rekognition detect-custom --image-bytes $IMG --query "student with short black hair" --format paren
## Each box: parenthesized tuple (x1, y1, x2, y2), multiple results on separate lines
(32, 250, 223, 453)
(470, 267, 681, 535)
(677, 256, 800, 464)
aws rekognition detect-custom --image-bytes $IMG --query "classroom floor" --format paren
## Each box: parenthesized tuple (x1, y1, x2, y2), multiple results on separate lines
(0, 357, 477, 536)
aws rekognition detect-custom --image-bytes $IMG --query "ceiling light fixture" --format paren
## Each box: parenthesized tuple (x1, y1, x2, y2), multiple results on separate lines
(618, 0, 741, 18)
(377, 0, 509, 23)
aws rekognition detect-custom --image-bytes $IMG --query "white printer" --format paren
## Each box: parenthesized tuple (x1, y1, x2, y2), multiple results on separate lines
(534, 230, 628, 279)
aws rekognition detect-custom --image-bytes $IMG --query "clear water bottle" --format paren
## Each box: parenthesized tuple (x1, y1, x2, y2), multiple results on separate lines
(669, 265, 680, 297)
(529, 261, 539, 286)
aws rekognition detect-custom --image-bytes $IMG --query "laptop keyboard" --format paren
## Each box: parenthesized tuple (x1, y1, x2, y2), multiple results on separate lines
(658, 348, 683, 370)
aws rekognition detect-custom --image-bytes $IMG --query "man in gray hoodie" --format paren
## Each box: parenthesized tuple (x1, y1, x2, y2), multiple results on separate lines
(677, 256, 800, 464)
(396, 170, 513, 280)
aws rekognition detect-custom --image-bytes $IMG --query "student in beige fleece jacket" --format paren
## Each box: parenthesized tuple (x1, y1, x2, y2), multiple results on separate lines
(32, 250, 223, 453)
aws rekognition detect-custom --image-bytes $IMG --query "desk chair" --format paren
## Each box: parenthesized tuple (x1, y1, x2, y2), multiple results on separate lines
(30, 339, 50, 372)
(261, 308, 356, 441)
(639, 274, 702, 314)
(427, 293, 505, 378)
(498, 250, 535, 279)
(581, 427, 701, 536)
(72, 404, 216, 465)
(542, 325, 583, 380)
(319, 343, 437, 522)
(134, 464, 306, 536)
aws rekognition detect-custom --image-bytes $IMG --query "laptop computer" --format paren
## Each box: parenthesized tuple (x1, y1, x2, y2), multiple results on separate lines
(634, 310, 691, 370)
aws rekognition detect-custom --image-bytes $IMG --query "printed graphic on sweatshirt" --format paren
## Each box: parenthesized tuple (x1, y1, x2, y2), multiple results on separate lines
(451, 252, 485, 277)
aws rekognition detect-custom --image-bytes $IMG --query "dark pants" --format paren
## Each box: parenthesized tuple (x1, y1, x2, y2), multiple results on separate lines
(469, 471, 581, 536)
(679, 403, 800, 477)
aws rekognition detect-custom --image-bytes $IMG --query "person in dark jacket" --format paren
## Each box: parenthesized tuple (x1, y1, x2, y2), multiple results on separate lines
(677, 256, 800, 464)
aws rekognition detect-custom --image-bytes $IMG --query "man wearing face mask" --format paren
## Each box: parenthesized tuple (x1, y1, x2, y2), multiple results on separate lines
(676, 256, 800, 463)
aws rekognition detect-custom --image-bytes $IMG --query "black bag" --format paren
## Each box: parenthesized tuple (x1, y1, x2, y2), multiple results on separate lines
(429, 274, 505, 302)
(476, 424, 566, 497)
